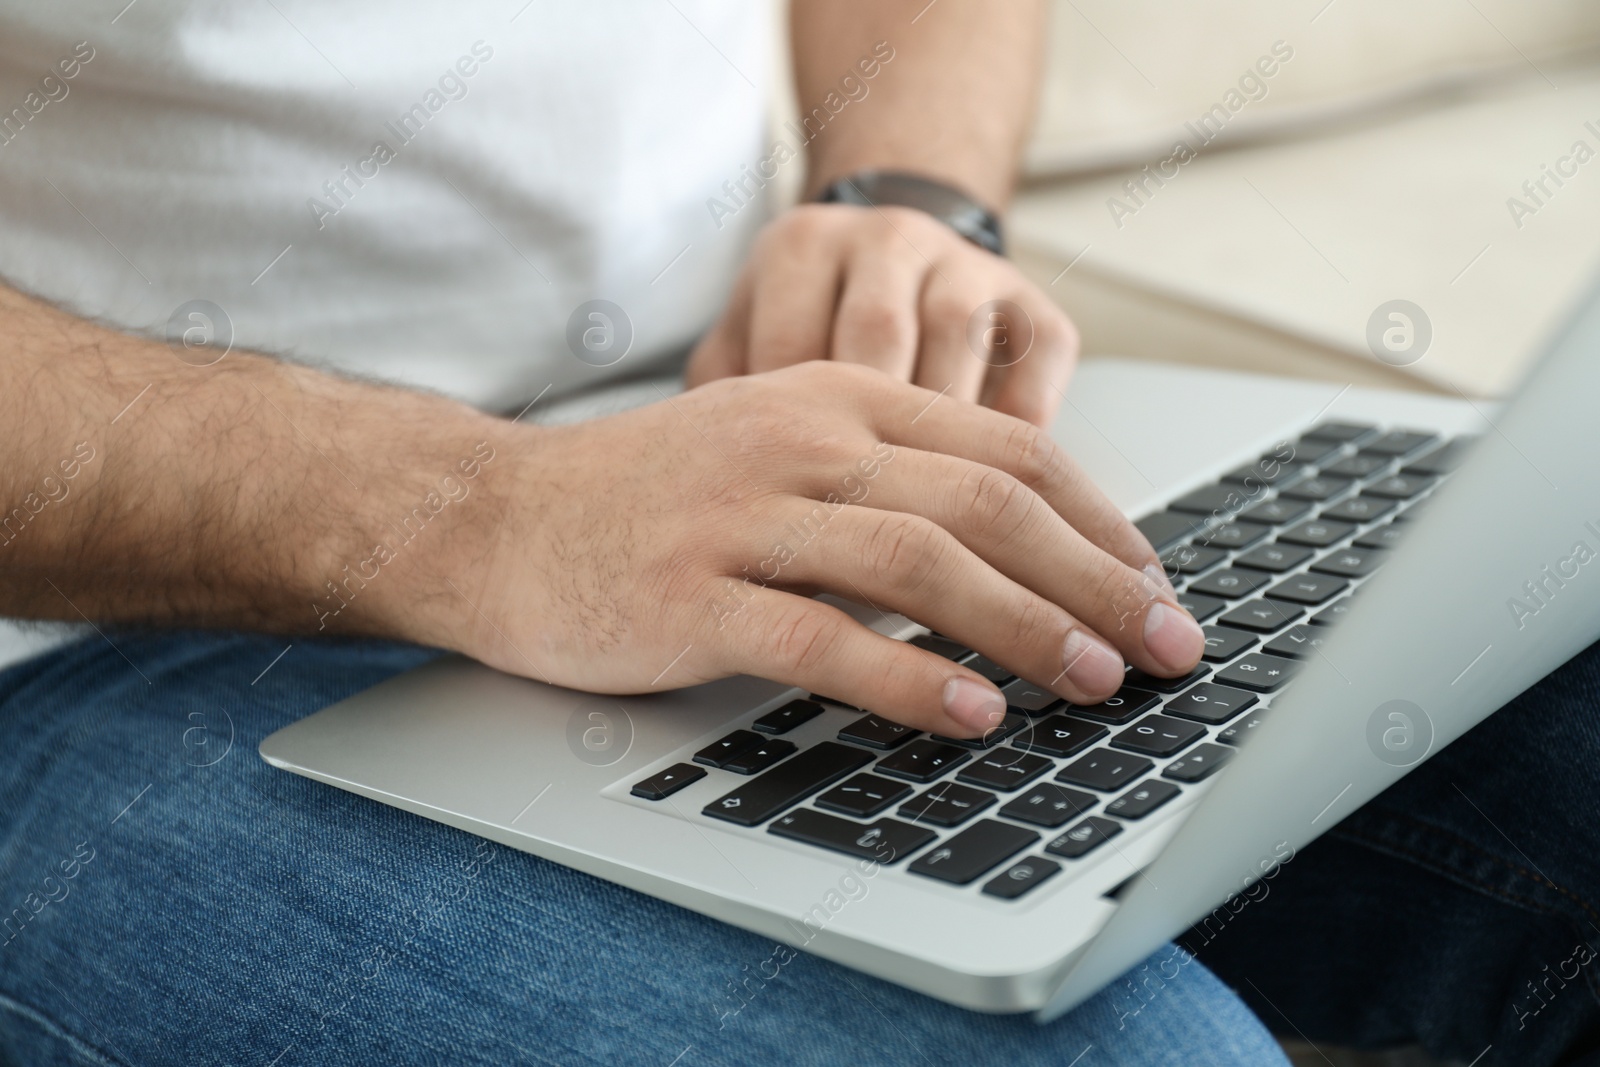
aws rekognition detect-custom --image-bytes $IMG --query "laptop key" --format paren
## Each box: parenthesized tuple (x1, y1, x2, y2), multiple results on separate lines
(932, 712, 1028, 750)
(1135, 511, 1208, 554)
(1223, 460, 1311, 489)
(1319, 495, 1396, 524)
(875, 739, 972, 783)
(962, 654, 1016, 685)
(1201, 625, 1258, 662)
(909, 633, 971, 660)
(1233, 543, 1313, 573)
(1312, 547, 1384, 579)
(983, 857, 1063, 899)
(1353, 523, 1406, 550)
(1001, 677, 1063, 717)
(1110, 714, 1207, 758)
(1214, 653, 1300, 692)
(998, 784, 1098, 828)
(1238, 497, 1312, 526)
(1198, 521, 1271, 550)
(631, 763, 707, 801)
(1311, 599, 1357, 626)
(1279, 475, 1352, 502)
(704, 742, 873, 826)
(838, 715, 919, 750)
(723, 739, 798, 775)
(1056, 749, 1154, 791)
(1124, 664, 1209, 693)
(1162, 743, 1235, 783)
(1364, 473, 1436, 500)
(694, 729, 765, 769)
(1106, 779, 1182, 819)
(1403, 437, 1474, 476)
(1175, 592, 1226, 623)
(1163, 683, 1258, 725)
(753, 699, 823, 735)
(1188, 568, 1272, 599)
(1045, 816, 1124, 859)
(1320, 453, 1391, 480)
(1287, 437, 1345, 465)
(1303, 420, 1378, 444)
(1014, 714, 1109, 758)
(1062, 688, 1161, 725)
(1363, 429, 1439, 458)
(1216, 599, 1303, 633)
(899, 782, 998, 828)
(769, 809, 936, 864)
(815, 773, 913, 818)
(1169, 484, 1248, 515)
(907, 820, 1039, 885)
(1262, 625, 1325, 659)
(1161, 543, 1228, 577)
(1266, 573, 1349, 605)
(1278, 519, 1356, 548)
(1218, 709, 1271, 745)
(957, 749, 1054, 792)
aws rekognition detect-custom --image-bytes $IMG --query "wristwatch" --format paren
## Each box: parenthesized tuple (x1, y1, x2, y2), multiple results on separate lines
(814, 170, 1006, 257)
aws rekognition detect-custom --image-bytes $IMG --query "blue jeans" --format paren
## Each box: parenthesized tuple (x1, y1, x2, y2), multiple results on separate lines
(0, 632, 1289, 1067)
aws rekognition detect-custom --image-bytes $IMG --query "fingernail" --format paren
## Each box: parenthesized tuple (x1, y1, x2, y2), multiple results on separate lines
(1143, 601, 1205, 672)
(1062, 629, 1125, 696)
(942, 677, 1006, 733)
(1143, 561, 1177, 599)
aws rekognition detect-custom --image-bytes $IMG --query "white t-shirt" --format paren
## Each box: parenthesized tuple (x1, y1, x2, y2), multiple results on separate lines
(0, 1, 775, 410)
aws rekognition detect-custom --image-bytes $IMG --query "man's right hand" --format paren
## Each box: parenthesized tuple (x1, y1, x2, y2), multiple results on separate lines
(444, 362, 1203, 739)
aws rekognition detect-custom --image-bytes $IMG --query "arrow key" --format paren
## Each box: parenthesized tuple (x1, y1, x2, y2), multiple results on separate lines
(630, 763, 706, 801)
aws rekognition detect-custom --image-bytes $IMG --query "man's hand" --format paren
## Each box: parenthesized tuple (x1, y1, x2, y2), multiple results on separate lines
(685, 204, 1078, 428)
(456, 361, 1202, 739)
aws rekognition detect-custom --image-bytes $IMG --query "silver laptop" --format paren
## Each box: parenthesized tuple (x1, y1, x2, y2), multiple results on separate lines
(261, 280, 1600, 1020)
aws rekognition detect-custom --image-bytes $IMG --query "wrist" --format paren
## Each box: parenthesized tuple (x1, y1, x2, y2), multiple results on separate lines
(811, 169, 1006, 256)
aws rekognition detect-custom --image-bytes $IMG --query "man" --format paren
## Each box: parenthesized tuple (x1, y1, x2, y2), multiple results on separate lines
(0, 3, 1595, 1065)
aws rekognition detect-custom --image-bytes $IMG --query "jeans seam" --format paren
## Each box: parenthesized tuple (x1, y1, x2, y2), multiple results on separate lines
(0, 989, 127, 1067)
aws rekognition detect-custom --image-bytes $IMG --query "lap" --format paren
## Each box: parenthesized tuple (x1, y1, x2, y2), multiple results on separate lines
(0, 631, 1288, 1067)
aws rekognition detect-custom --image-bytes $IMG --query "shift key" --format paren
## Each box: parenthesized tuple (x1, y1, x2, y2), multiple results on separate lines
(703, 742, 871, 827)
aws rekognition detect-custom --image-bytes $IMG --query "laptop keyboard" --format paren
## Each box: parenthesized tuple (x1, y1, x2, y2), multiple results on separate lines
(629, 421, 1473, 901)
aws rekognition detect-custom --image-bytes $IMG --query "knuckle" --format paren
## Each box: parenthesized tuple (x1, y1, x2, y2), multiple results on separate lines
(765, 606, 843, 674)
(1008, 596, 1064, 654)
(843, 301, 914, 354)
(957, 466, 1032, 539)
(863, 513, 946, 590)
(1000, 419, 1066, 489)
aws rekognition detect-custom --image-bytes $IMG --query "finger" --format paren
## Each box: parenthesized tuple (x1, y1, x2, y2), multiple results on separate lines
(842, 450, 1201, 678)
(685, 270, 755, 388)
(912, 259, 994, 406)
(830, 242, 928, 380)
(710, 581, 1006, 737)
(777, 504, 1128, 703)
(982, 290, 1079, 428)
(747, 239, 842, 375)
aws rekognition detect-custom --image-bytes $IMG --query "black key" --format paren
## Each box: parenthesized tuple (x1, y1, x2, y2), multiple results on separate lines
(962, 654, 1015, 685)
(631, 763, 706, 801)
(1014, 714, 1109, 758)
(932, 712, 1028, 750)
(1216, 598, 1303, 633)
(1056, 748, 1154, 791)
(1233, 543, 1313, 574)
(704, 742, 873, 826)
(957, 748, 1054, 792)
(1278, 519, 1355, 548)
(1362, 429, 1438, 458)
(1266, 573, 1349, 605)
(769, 809, 936, 863)
(909, 633, 971, 660)
(1238, 497, 1312, 526)
(1110, 714, 1207, 758)
(1124, 664, 1209, 694)
(1320, 453, 1391, 480)
(1175, 592, 1226, 623)
(1188, 568, 1272, 599)
(1319, 495, 1395, 524)
(810, 693, 862, 711)
(694, 729, 764, 769)
(899, 782, 998, 827)
(1198, 521, 1270, 550)
(815, 773, 913, 818)
(1218, 708, 1271, 745)
(875, 739, 972, 783)
(1106, 779, 1182, 819)
(1161, 543, 1228, 577)
(1364, 473, 1436, 500)
(1311, 599, 1357, 626)
(983, 857, 1062, 899)
(907, 820, 1039, 885)
(1403, 437, 1474, 476)
(1162, 743, 1235, 783)
(1001, 677, 1063, 717)
(1312, 547, 1384, 578)
(1279, 475, 1352, 502)
(1214, 653, 1300, 692)
(838, 715, 919, 750)
(1169, 484, 1248, 515)
(1286, 437, 1345, 465)
(1045, 816, 1124, 859)
(723, 738, 798, 775)
(1353, 523, 1406, 551)
(1135, 510, 1207, 554)
(1392, 497, 1431, 522)
(1163, 683, 1258, 725)
(1303, 420, 1377, 444)
(1262, 624, 1327, 659)
(1062, 688, 1160, 725)
(1223, 460, 1310, 489)
(753, 699, 823, 735)
(1201, 625, 1257, 662)
(999, 783, 1098, 828)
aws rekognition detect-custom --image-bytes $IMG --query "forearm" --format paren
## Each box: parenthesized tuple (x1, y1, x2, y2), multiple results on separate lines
(791, 0, 1046, 209)
(0, 284, 510, 645)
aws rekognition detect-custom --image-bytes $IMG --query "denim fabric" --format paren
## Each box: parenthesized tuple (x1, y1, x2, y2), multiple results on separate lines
(0, 631, 1290, 1067)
